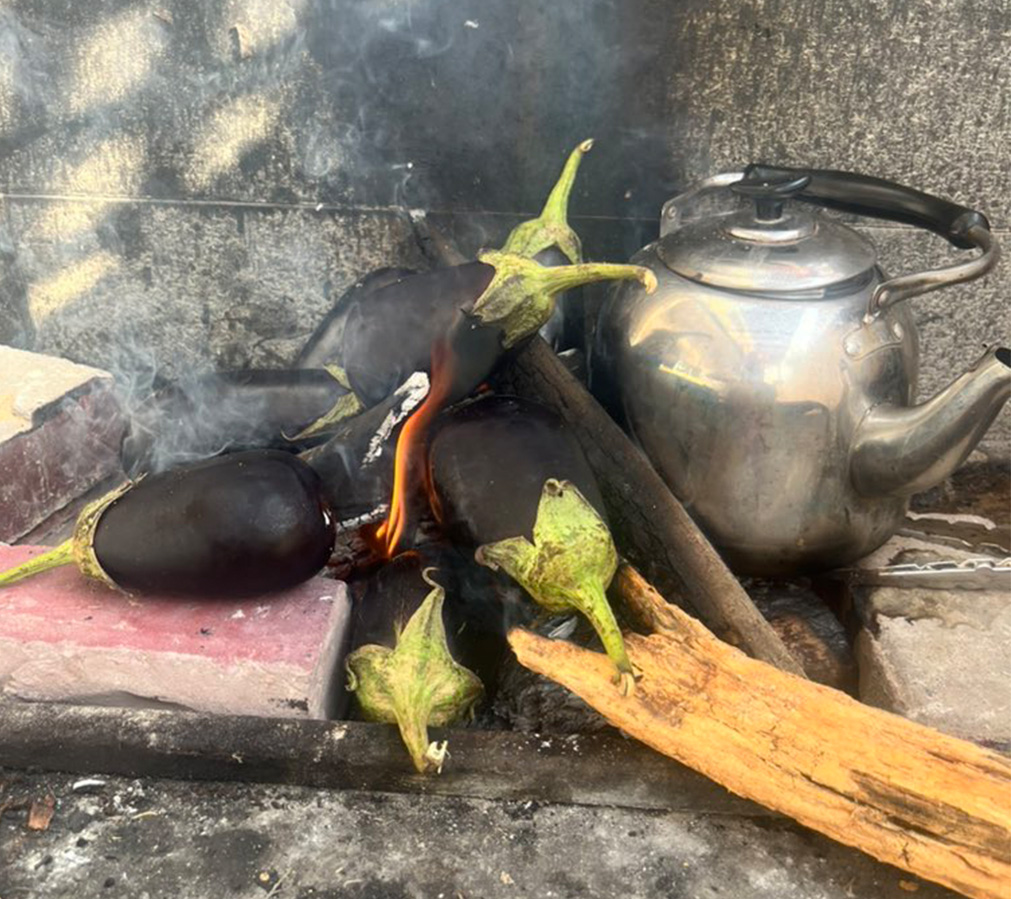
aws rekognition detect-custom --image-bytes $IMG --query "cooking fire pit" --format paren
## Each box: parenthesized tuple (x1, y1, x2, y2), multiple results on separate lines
(1, 3, 1009, 897)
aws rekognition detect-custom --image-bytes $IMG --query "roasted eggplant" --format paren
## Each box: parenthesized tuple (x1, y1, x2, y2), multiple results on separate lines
(345, 551, 486, 773)
(428, 395, 634, 692)
(291, 141, 654, 416)
(121, 369, 358, 476)
(298, 371, 433, 523)
(294, 266, 418, 370)
(333, 254, 652, 409)
(0, 450, 336, 598)
(427, 395, 605, 545)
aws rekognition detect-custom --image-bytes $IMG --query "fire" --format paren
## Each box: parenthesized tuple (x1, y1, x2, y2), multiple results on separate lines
(375, 339, 455, 557)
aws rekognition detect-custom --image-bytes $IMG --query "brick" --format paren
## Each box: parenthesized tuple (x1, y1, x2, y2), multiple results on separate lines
(0, 545, 351, 720)
(0, 347, 125, 542)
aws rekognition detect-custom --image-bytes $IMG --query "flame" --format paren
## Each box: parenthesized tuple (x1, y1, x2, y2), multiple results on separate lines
(375, 339, 455, 557)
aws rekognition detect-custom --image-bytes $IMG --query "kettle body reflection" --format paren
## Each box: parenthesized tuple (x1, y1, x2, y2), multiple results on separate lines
(594, 167, 1009, 575)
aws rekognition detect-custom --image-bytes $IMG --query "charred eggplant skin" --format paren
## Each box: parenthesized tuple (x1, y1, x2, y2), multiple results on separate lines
(350, 551, 445, 653)
(295, 267, 418, 370)
(121, 369, 353, 476)
(427, 394, 606, 546)
(340, 263, 496, 406)
(95, 450, 335, 597)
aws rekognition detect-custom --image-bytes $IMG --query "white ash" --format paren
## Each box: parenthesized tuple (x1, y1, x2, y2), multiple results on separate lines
(362, 371, 429, 467)
(334, 505, 388, 534)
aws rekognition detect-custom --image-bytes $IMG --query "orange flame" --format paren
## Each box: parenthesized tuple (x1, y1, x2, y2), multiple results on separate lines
(375, 339, 455, 557)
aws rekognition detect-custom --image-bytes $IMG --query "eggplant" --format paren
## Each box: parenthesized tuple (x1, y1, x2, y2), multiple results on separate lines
(291, 142, 655, 414)
(294, 266, 418, 370)
(0, 450, 336, 598)
(428, 395, 634, 693)
(346, 552, 485, 773)
(332, 255, 649, 409)
(121, 369, 359, 477)
(293, 141, 590, 376)
(299, 370, 433, 523)
(427, 395, 605, 544)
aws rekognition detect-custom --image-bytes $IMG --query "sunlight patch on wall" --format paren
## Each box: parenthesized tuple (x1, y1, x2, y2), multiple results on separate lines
(218, 0, 306, 59)
(0, 53, 13, 133)
(187, 94, 282, 191)
(28, 136, 146, 242)
(27, 251, 119, 325)
(69, 8, 166, 116)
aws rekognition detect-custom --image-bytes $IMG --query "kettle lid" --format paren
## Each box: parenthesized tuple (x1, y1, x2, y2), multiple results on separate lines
(658, 172, 878, 294)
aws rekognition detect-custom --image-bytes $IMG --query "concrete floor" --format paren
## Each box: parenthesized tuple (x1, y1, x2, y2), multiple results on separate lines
(0, 769, 962, 899)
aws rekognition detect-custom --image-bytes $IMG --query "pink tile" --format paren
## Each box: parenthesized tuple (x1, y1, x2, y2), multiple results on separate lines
(0, 545, 350, 719)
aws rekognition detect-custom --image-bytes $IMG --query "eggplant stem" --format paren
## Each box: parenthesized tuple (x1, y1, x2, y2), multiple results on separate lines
(473, 251, 657, 348)
(476, 479, 635, 692)
(501, 139, 594, 264)
(0, 540, 75, 587)
(286, 365, 363, 440)
(569, 577, 636, 693)
(394, 705, 445, 775)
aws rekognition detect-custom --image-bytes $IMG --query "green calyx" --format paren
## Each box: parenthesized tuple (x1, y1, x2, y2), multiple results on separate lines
(475, 479, 636, 695)
(288, 364, 364, 440)
(345, 568, 484, 774)
(473, 251, 657, 349)
(501, 138, 594, 264)
(0, 482, 128, 590)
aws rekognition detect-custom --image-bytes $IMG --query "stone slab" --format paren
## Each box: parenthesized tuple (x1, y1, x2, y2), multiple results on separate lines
(0, 769, 962, 899)
(0, 346, 124, 542)
(0, 544, 351, 719)
(852, 535, 1011, 749)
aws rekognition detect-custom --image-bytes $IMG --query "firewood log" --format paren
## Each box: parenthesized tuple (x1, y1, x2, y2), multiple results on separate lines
(509, 563, 1011, 899)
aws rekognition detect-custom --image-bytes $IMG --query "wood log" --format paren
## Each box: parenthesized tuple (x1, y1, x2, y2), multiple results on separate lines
(509, 563, 1011, 899)
(498, 336, 804, 676)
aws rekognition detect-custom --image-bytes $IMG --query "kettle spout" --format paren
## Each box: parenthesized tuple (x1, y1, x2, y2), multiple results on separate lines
(850, 346, 1011, 497)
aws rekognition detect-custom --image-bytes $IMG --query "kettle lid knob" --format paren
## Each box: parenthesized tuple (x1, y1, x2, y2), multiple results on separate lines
(732, 173, 811, 222)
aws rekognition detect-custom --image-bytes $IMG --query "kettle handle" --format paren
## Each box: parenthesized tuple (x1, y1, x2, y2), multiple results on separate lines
(743, 164, 1000, 316)
(742, 165, 989, 248)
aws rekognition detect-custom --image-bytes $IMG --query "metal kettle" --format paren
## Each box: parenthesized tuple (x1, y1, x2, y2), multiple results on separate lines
(593, 166, 1010, 575)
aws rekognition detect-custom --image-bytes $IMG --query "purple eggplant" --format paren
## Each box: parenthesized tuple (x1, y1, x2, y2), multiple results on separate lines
(427, 395, 606, 545)
(298, 371, 432, 523)
(428, 395, 634, 693)
(0, 450, 336, 598)
(294, 266, 418, 370)
(292, 142, 654, 415)
(121, 369, 358, 477)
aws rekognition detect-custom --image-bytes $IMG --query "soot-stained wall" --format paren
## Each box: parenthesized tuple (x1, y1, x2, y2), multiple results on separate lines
(0, 0, 1007, 455)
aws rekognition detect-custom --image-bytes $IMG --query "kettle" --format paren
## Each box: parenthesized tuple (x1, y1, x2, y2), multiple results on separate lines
(593, 166, 1010, 575)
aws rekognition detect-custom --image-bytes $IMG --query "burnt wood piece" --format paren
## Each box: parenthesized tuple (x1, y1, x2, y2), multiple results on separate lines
(510, 563, 1011, 899)
(497, 336, 803, 675)
(0, 702, 763, 817)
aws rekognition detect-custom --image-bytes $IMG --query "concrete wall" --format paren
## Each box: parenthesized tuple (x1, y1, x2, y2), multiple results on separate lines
(0, 0, 1007, 455)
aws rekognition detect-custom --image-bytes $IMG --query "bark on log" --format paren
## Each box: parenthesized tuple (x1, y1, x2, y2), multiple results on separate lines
(509, 563, 1011, 899)
(498, 336, 804, 676)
